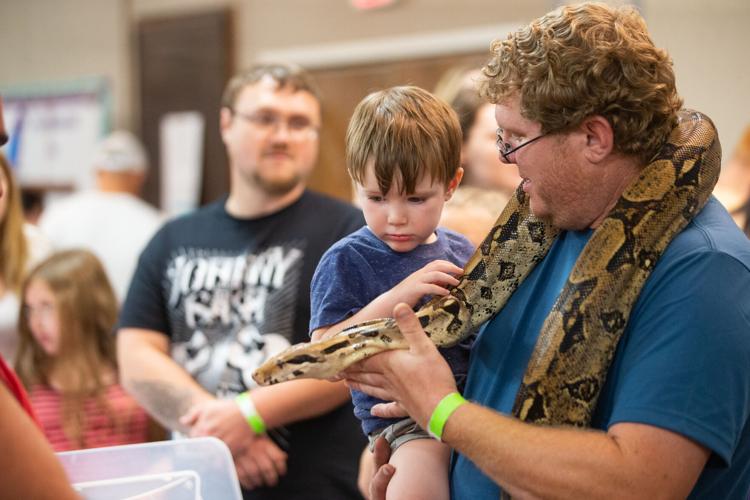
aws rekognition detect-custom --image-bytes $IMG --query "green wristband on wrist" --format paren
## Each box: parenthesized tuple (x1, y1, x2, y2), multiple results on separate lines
(428, 392, 467, 441)
(234, 392, 267, 435)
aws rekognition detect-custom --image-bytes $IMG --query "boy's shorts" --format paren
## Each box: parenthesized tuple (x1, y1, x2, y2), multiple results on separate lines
(367, 417, 431, 453)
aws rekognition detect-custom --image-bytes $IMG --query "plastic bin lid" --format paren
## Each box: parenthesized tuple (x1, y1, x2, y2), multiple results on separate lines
(56, 437, 242, 500)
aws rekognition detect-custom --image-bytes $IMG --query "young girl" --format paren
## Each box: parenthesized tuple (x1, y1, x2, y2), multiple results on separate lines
(15, 249, 150, 451)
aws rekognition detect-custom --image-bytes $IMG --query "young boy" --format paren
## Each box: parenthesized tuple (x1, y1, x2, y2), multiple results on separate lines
(309, 86, 475, 499)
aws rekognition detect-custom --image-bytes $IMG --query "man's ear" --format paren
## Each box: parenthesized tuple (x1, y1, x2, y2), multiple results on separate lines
(580, 115, 614, 163)
(445, 167, 464, 201)
(219, 107, 234, 138)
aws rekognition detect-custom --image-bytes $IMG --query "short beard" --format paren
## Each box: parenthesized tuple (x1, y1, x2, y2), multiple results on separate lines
(250, 171, 302, 196)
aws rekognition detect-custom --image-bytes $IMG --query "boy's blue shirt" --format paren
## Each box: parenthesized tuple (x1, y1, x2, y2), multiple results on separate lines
(310, 226, 475, 435)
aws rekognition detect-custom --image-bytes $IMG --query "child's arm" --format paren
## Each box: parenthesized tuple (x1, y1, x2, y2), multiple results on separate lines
(312, 259, 463, 341)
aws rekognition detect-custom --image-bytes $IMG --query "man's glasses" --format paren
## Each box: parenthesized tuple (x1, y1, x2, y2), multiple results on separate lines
(232, 109, 319, 140)
(496, 129, 550, 164)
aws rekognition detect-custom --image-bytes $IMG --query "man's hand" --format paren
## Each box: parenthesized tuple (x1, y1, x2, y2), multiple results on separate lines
(344, 303, 458, 429)
(180, 398, 256, 455)
(180, 399, 289, 489)
(233, 436, 288, 489)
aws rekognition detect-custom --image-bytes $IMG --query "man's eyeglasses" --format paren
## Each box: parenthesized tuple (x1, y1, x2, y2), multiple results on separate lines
(496, 129, 550, 164)
(232, 109, 319, 140)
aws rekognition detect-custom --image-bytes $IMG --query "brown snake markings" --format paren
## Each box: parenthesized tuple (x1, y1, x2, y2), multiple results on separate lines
(253, 110, 720, 428)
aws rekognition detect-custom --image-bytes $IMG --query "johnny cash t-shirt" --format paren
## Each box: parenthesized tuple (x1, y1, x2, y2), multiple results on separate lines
(119, 190, 366, 500)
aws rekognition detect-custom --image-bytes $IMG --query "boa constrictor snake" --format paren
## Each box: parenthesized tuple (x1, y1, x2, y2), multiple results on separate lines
(253, 109, 720, 428)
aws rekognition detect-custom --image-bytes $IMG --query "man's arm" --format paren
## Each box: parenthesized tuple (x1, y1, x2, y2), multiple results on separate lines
(444, 406, 708, 498)
(182, 378, 351, 453)
(117, 328, 294, 489)
(346, 303, 710, 499)
(117, 327, 213, 432)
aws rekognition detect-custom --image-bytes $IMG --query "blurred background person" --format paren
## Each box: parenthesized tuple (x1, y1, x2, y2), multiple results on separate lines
(119, 63, 366, 497)
(15, 249, 151, 451)
(1, 93, 83, 500)
(435, 68, 522, 247)
(714, 125, 750, 237)
(0, 153, 51, 363)
(38, 130, 163, 303)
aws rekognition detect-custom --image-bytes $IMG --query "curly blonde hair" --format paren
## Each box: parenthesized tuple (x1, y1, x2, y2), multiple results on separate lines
(480, 2, 682, 164)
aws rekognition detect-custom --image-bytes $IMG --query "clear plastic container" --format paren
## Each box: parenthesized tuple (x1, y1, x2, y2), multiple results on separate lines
(56, 437, 242, 499)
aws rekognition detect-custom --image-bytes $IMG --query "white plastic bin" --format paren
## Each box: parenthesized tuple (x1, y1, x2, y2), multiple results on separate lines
(56, 437, 242, 499)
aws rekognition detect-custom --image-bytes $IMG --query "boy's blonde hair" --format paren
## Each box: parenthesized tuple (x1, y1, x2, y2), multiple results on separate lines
(346, 86, 462, 194)
(16, 249, 120, 448)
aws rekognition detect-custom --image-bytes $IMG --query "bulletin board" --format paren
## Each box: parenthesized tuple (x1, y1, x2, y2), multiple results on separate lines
(0, 77, 111, 189)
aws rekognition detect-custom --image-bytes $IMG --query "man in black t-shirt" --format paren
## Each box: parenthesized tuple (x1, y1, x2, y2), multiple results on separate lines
(118, 64, 366, 499)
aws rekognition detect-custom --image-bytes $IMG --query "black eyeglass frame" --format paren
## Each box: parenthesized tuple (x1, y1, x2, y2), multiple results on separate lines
(495, 130, 551, 163)
(230, 108, 320, 137)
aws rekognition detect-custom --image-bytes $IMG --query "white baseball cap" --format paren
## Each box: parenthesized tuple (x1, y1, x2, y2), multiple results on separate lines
(92, 130, 148, 172)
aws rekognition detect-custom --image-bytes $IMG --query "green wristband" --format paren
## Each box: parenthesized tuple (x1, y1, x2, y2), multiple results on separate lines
(234, 392, 267, 435)
(428, 392, 467, 441)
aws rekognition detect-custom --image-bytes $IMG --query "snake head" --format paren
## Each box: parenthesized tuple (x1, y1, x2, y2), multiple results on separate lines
(251, 343, 329, 385)
(251, 317, 407, 385)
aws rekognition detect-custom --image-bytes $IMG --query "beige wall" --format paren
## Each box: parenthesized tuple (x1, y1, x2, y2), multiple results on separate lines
(0, 0, 130, 126)
(646, 0, 750, 156)
(1, 0, 749, 156)
(131, 0, 543, 58)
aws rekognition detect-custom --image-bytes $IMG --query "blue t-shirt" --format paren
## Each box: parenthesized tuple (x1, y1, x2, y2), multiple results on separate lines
(310, 226, 476, 435)
(451, 198, 750, 499)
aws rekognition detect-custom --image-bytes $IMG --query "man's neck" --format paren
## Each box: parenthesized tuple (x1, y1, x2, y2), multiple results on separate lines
(588, 156, 643, 230)
(225, 183, 306, 219)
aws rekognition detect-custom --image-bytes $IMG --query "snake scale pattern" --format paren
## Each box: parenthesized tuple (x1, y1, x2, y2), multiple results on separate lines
(252, 109, 720, 428)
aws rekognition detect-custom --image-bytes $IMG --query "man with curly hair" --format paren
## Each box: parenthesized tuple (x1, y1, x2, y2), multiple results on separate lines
(349, 3, 750, 498)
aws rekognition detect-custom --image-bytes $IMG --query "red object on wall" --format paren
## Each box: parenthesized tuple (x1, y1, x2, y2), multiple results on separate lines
(350, 0, 397, 11)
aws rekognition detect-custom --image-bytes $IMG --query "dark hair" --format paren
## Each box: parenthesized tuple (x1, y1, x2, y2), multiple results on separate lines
(221, 63, 321, 110)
